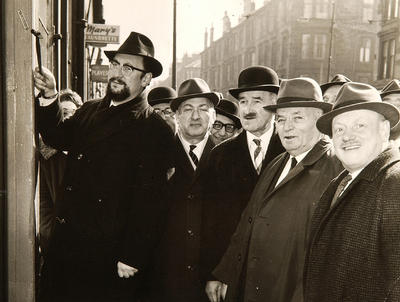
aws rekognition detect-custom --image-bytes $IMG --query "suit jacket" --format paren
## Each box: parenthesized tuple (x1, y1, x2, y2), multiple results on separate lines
(213, 139, 342, 302)
(37, 95, 175, 302)
(304, 147, 400, 302)
(151, 135, 214, 302)
(200, 130, 285, 282)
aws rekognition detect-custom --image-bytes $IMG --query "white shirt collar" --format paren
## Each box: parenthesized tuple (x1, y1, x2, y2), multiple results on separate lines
(178, 132, 209, 170)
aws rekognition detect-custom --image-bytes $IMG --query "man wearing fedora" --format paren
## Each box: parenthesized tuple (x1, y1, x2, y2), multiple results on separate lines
(148, 86, 177, 132)
(150, 78, 218, 301)
(33, 32, 174, 302)
(201, 66, 285, 301)
(320, 74, 351, 104)
(206, 78, 342, 302)
(210, 98, 242, 145)
(381, 79, 400, 147)
(304, 82, 400, 302)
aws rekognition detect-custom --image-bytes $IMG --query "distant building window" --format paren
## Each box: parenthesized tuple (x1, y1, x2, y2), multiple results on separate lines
(315, 0, 329, 18)
(386, 0, 400, 19)
(302, 34, 312, 59)
(360, 38, 371, 62)
(304, 0, 313, 18)
(381, 38, 396, 79)
(314, 34, 327, 59)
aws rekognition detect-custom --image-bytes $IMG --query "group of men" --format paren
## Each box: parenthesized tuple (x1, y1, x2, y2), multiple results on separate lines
(33, 31, 400, 302)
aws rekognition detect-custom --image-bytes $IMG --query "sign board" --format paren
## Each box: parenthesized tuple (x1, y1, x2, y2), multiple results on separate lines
(85, 24, 120, 44)
(90, 65, 109, 83)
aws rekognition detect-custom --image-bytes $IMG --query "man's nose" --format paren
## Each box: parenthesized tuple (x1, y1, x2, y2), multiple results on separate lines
(191, 109, 200, 119)
(219, 126, 226, 136)
(283, 119, 294, 131)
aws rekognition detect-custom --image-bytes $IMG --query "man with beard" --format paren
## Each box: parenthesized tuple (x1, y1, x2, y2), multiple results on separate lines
(202, 66, 285, 301)
(33, 32, 174, 302)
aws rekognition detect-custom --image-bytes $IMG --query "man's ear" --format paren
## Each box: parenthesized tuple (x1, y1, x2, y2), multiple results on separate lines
(141, 72, 153, 87)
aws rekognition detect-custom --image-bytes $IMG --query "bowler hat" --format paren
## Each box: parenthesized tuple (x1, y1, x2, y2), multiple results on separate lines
(264, 77, 332, 113)
(170, 78, 220, 112)
(380, 79, 400, 98)
(229, 66, 279, 99)
(104, 31, 163, 77)
(216, 99, 242, 129)
(316, 82, 400, 137)
(320, 74, 352, 94)
(148, 86, 177, 106)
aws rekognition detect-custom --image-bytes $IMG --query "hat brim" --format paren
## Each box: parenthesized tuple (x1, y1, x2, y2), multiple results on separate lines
(264, 101, 333, 113)
(148, 97, 175, 106)
(229, 85, 279, 99)
(380, 89, 400, 98)
(320, 82, 347, 94)
(316, 102, 400, 137)
(215, 107, 242, 129)
(170, 92, 220, 112)
(104, 50, 163, 78)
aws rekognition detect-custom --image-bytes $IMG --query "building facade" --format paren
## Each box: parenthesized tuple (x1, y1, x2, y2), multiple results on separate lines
(375, 0, 400, 88)
(201, 0, 380, 98)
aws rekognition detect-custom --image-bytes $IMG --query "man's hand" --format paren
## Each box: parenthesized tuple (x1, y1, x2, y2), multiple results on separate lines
(117, 261, 138, 278)
(33, 66, 57, 97)
(205, 280, 228, 302)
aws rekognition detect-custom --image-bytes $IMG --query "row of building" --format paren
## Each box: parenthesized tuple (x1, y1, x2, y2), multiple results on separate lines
(162, 0, 400, 99)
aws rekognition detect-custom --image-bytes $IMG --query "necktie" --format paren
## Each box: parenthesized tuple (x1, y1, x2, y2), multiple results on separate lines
(189, 145, 198, 167)
(330, 174, 352, 208)
(290, 157, 298, 170)
(253, 139, 262, 174)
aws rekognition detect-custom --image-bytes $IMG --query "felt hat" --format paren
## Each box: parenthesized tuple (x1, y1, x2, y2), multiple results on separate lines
(317, 82, 400, 137)
(104, 31, 163, 77)
(264, 77, 332, 113)
(215, 99, 241, 129)
(380, 79, 400, 98)
(229, 66, 280, 99)
(148, 86, 177, 106)
(320, 74, 352, 94)
(170, 78, 220, 112)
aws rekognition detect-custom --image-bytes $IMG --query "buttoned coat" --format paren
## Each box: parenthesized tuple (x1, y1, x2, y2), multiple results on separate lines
(150, 135, 214, 302)
(213, 139, 342, 302)
(37, 95, 174, 302)
(304, 147, 400, 302)
(200, 130, 284, 281)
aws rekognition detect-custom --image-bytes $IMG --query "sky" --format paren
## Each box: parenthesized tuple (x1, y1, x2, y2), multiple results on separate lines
(102, 0, 265, 80)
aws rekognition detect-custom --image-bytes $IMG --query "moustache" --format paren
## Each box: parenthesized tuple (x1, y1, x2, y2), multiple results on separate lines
(243, 113, 257, 119)
(109, 77, 126, 86)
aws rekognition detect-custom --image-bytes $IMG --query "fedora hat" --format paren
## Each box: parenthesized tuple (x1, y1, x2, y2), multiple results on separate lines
(380, 79, 400, 98)
(215, 99, 242, 129)
(264, 77, 333, 113)
(320, 74, 352, 94)
(316, 82, 400, 137)
(229, 66, 280, 99)
(148, 86, 177, 106)
(104, 31, 163, 77)
(170, 78, 220, 112)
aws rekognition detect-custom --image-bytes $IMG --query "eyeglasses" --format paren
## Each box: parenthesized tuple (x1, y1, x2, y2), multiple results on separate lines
(109, 60, 147, 76)
(212, 121, 236, 133)
(154, 107, 174, 116)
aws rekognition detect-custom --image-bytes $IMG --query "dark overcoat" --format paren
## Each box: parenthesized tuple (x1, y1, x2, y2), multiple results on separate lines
(213, 139, 342, 302)
(200, 130, 284, 281)
(304, 147, 400, 302)
(37, 95, 174, 302)
(150, 135, 214, 302)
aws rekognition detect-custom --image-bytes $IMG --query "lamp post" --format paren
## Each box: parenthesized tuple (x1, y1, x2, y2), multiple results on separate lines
(172, 0, 177, 89)
(327, 0, 336, 82)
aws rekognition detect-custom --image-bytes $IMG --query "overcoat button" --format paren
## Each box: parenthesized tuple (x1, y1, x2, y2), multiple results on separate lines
(77, 154, 83, 160)
(187, 229, 194, 236)
(66, 186, 72, 191)
(98, 198, 102, 203)
(187, 194, 194, 200)
(248, 217, 252, 223)
(255, 286, 260, 291)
